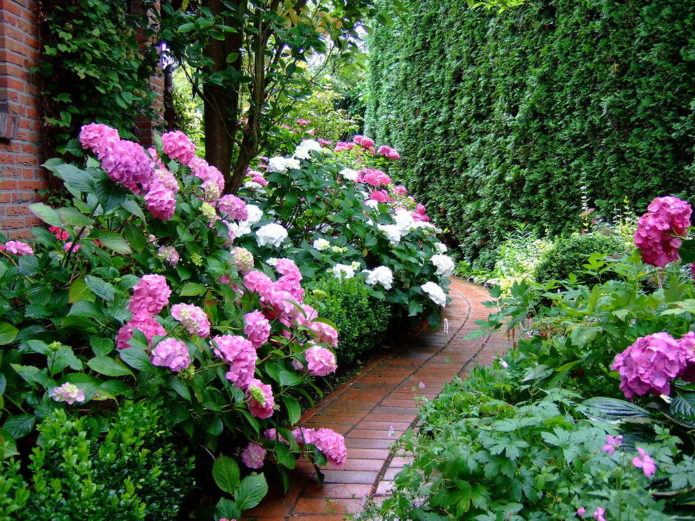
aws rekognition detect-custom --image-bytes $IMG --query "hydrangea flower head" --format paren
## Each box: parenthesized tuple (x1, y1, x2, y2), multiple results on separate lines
(334, 141, 355, 152)
(233, 247, 255, 273)
(100, 139, 154, 190)
(339, 168, 359, 182)
(421, 281, 447, 307)
(247, 378, 275, 419)
(313, 238, 330, 251)
(331, 264, 355, 279)
(431, 254, 455, 277)
(308, 321, 339, 348)
(116, 313, 166, 350)
(4, 241, 34, 256)
(145, 182, 176, 220)
(363, 266, 393, 290)
(243, 270, 274, 295)
(157, 246, 180, 266)
(377, 145, 400, 160)
(353, 135, 375, 149)
(275, 258, 302, 281)
(241, 442, 267, 469)
(127, 274, 171, 316)
(79, 123, 119, 158)
(171, 303, 211, 338)
(151, 338, 191, 372)
(634, 196, 692, 267)
(161, 130, 196, 166)
(370, 190, 390, 203)
(50, 382, 86, 404)
(218, 194, 248, 221)
(212, 335, 257, 389)
(191, 161, 225, 193)
(244, 310, 271, 348)
(305, 345, 338, 377)
(256, 223, 288, 247)
(312, 428, 347, 466)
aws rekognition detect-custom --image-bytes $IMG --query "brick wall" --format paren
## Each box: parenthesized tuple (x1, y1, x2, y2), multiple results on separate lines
(0, 0, 45, 239)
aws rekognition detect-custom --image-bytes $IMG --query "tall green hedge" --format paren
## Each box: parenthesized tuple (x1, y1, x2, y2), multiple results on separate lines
(366, 0, 695, 262)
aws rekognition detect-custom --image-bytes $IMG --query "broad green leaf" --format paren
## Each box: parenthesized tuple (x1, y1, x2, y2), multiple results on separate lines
(215, 498, 240, 520)
(275, 443, 296, 469)
(28, 203, 61, 227)
(582, 397, 651, 423)
(0, 428, 18, 458)
(119, 346, 152, 371)
(3, 414, 35, 439)
(87, 356, 133, 377)
(89, 230, 132, 254)
(168, 377, 192, 401)
(85, 275, 116, 302)
(0, 322, 18, 345)
(212, 456, 240, 494)
(180, 282, 207, 296)
(56, 207, 93, 226)
(236, 473, 268, 510)
(0, 374, 5, 395)
(69, 275, 96, 303)
(49, 163, 93, 192)
(283, 395, 302, 425)
(10, 364, 54, 387)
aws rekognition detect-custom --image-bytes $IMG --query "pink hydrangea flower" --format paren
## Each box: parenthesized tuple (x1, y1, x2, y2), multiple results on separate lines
(116, 313, 166, 349)
(145, 182, 176, 220)
(334, 141, 355, 152)
(246, 378, 275, 419)
(251, 174, 268, 187)
(370, 190, 390, 203)
(274, 276, 305, 302)
(611, 332, 694, 399)
(353, 135, 375, 149)
(4, 241, 34, 256)
(634, 196, 692, 267)
(392, 185, 408, 196)
(100, 139, 154, 190)
(150, 168, 179, 192)
(151, 337, 191, 372)
(632, 447, 656, 477)
(312, 428, 347, 466)
(241, 442, 267, 469)
(296, 118, 311, 127)
(63, 242, 81, 253)
(157, 245, 180, 266)
(244, 310, 271, 348)
(318, 138, 332, 147)
(294, 304, 319, 327)
(171, 303, 211, 338)
(362, 168, 392, 187)
(79, 123, 119, 159)
(261, 287, 298, 319)
(243, 270, 274, 295)
(305, 345, 337, 377)
(677, 332, 695, 381)
(263, 428, 287, 443)
(308, 321, 339, 348)
(161, 130, 195, 166)
(218, 194, 248, 221)
(275, 258, 302, 281)
(212, 335, 257, 389)
(49, 226, 69, 241)
(191, 161, 225, 194)
(49, 382, 86, 404)
(577, 507, 586, 516)
(377, 145, 400, 160)
(127, 274, 171, 316)
(292, 427, 316, 446)
(601, 434, 623, 456)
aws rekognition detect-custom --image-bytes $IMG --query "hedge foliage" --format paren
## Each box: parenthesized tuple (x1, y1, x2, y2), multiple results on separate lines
(366, 0, 695, 260)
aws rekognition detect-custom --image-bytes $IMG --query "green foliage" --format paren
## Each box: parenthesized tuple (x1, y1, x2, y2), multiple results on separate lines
(305, 277, 392, 366)
(19, 400, 193, 521)
(0, 459, 29, 521)
(534, 233, 627, 284)
(366, 0, 695, 260)
(171, 67, 204, 152)
(37, 0, 158, 151)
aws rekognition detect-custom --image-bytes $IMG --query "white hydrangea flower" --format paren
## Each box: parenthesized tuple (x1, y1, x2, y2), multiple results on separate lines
(313, 238, 330, 251)
(365, 200, 379, 209)
(266, 257, 279, 266)
(339, 168, 360, 182)
(412, 221, 437, 231)
(331, 263, 356, 279)
(435, 242, 448, 253)
(377, 224, 402, 245)
(245, 205, 263, 225)
(243, 181, 263, 191)
(294, 139, 322, 159)
(284, 158, 301, 170)
(421, 281, 447, 307)
(229, 221, 252, 237)
(431, 254, 455, 277)
(256, 223, 288, 247)
(393, 208, 416, 235)
(267, 156, 289, 173)
(350, 261, 361, 270)
(331, 245, 347, 253)
(363, 266, 393, 290)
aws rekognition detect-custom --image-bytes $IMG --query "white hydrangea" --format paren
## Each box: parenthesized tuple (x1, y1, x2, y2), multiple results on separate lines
(294, 139, 322, 159)
(245, 205, 263, 225)
(267, 156, 289, 173)
(284, 158, 301, 170)
(421, 281, 447, 307)
(243, 181, 263, 191)
(393, 208, 416, 235)
(435, 242, 448, 253)
(377, 224, 402, 245)
(313, 238, 330, 251)
(256, 223, 288, 247)
(331, 245, 348, 253)
(365, 200, 379, 209)
(363, 266, 393, 290)
(350, 261, 361, 270)
(228, 221, 252, 237)
(339, 168, 359, 182)
(266, 257, 279, 266)
(331, 263, 356, 279)
(431, 254, 455, 277)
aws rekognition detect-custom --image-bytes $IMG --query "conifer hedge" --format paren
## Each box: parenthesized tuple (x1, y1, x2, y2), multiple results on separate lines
(366, 0, 695, 261)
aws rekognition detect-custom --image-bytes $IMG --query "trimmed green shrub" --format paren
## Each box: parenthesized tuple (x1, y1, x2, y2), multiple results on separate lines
(305, 277, 393, 366)
(366, 0, 695, 260)
(534, 233, 627, 283)
(0, 459, 29, 521)
(20, 400, 194, 521)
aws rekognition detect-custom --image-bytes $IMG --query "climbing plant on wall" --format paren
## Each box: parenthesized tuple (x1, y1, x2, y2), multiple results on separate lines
(366, 0, 695, 262)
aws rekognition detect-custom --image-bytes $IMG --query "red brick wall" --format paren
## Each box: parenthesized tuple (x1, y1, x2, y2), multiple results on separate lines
(0, 0, 45, 239)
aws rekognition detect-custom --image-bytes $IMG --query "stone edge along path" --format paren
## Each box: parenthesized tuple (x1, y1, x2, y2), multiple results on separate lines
(243, 278, 510, 521)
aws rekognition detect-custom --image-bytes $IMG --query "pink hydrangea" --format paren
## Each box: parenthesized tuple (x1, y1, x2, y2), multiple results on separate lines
(634, 196, 692, 267)
(362, 168, 392, 187)
(243, 270, 274, 295)
(100, 139, 154, 190)
(49, 382, 86, 405)
(192, 161, 225, 194)
(377, 145, 400, 160)
(157, 245, 180, 266)
(611, 332, 694, 399)
(677, 332, 695, 382)
(632, 447, 656, 477)
(274, 276, 305, 302)
(241, 442, 267, 469)
(308, 321, 339, 348)
(49, 226, 69, 241)
(296, 118, 311, 127)
(212, 335, 257, 389)
(291, 427, 316, 446)
(161, 130, 196, 166)
(217, 194, 248, 221)
(261, 287, 298, 319)
(151, 338, 191, 372)
(392, 185, 408, 196)
(116, 313, 166, 349)
(251, 173, 269, 187)
(353, 135, 375, 149)
(305, 345, 338, 377)
(415, 203, 430, 221)
(312, 428, 347, 466)
(246, 378, 275, 419)
(369, 190, 390, 203)
(63, 242, 81, 253)
(275, 258, 302, 281)
(150, 168, 179, 193)
(263, 428, 288, 443)
(127, 274, 171, 316)
(4, 241, 34, 255)
(145, 182, 176, 220)
(318, 139, 332, 147)
(334, 141, 355, 152)
(171, 303, 211, 338)
(244, 310, 271, 348)
(294, 304, 319, 327)
(79, 123, 119, 159)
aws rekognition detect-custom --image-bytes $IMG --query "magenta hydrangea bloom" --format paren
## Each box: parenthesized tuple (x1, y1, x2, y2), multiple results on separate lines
(151, 338, 191, 372)
(274, 276, 305, 302)
(116, 313, 166, 349)
(678, 332, 695, 381)
(192, 161, 225, 194)
(305, 345, 337, 377)
(79, 123, 119, 159)
(144, 182, 176, 220)
(150, 168, 179, 193)
(127, 274, 171, 316)
(100, 139, 154, 190)
(246, 378, 275, 419)
(244, 310, 271, 348)
(243, 270, 274, 295)
(634, 196, 692, 267)
(312, 428, 347, 466)
(632, 447, 656, 477)
(241, 442, 267, 469)
(611, 332, 694, 399)
(308, 321, 339, 348)
(362, 168, 392, 187)
(275, 258, 302, 281)
(263, 428, 287, 443)
(294, 304, 319, 327)
(212, 335, 257, 389)
(291, 427, 316, 446)
(161, 130, 195, 166)
(261, 287, 298, 319)
(377, 145, 400, 160)
(334, 141, 355, 152)
(62, 241, 81, 253)
(171, 303, 211, 338)
(218, 194, 248, 221)
(392, 185, 408, 196)
(4, 241, 34, 256)
(353, 135, 375, 149)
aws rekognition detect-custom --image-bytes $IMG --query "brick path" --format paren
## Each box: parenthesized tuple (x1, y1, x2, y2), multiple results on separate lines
(244, 278, 509, 521)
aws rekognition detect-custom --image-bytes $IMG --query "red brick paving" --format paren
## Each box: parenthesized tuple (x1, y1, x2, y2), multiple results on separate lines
(243, 278, 509, 520)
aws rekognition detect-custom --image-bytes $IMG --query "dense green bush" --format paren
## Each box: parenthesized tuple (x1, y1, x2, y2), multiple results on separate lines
(15, 400, 194, 521)
(305, 277, 392, 366)
(366, 0, 695, 260)
(534, 233, 627, 284)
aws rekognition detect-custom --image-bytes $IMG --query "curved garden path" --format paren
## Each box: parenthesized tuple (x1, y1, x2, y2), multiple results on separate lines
(244, 278, 510, 520)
